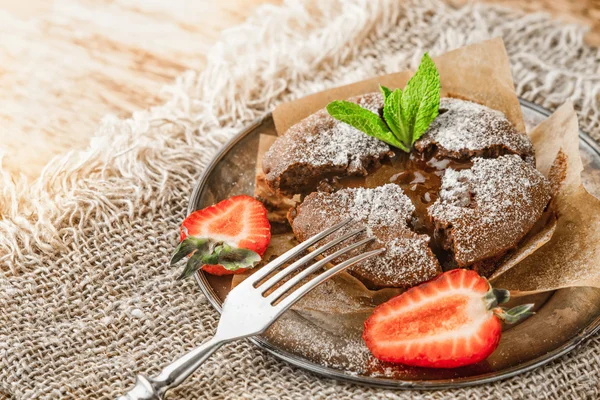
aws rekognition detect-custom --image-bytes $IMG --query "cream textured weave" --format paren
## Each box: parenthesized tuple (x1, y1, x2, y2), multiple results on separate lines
(2, 0, 600, 399)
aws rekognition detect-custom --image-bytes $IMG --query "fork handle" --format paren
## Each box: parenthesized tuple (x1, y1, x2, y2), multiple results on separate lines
(118, 336, 226, 400)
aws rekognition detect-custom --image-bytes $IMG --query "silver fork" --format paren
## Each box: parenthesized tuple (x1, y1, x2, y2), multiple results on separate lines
(119, 218, 383, 399)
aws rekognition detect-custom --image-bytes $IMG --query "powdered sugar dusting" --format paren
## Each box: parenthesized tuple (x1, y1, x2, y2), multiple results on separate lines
(313, 184, 414, 229)
(386, 236, 435, 272)
(310, 116, 389, 168)
(291, 93, 388, 168)
(263, 92, 391, 194)
(266, 313, 371, 373)
(344, 184, 415, 227)
(415, 98, 534, 159)
(292, 184, 441, 287)
(429, 155, 551, 265)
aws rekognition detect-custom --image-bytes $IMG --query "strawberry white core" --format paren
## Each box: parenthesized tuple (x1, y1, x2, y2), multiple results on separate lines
(374, 289, 491, 344)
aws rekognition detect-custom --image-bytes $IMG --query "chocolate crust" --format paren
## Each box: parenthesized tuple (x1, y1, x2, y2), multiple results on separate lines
(414, 98, 535, 163)
(289, 185, 442, 288)
(263, 93, 394, 197)
(428, 155, 552, 268)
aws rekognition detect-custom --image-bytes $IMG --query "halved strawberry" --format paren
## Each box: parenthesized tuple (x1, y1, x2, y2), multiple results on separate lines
(363, 269, 533, 368)
(171, 195, 271, 278)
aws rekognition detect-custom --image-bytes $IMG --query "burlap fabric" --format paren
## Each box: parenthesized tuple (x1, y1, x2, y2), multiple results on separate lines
(2, 0, 600, 398)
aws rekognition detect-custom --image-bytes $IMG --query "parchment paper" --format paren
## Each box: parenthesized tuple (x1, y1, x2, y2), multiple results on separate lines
(492, 102, 600, 293)
(273, 37, 525, 135)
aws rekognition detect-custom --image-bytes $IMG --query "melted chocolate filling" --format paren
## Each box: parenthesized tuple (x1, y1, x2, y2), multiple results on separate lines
(319, 150, 472, 270)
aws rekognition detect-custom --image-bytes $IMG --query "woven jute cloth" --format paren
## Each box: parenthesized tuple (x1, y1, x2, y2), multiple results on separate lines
(2, 0, 600, 398)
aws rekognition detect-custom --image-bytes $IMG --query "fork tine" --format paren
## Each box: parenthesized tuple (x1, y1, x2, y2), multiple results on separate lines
(273, 248, 385, 310)
(246, 217, 353, 286)
(266, 236, 376, 302)
(258, 226, 367, 294)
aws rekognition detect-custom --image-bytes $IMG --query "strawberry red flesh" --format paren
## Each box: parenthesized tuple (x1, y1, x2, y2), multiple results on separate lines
(178, 195, 271, 276)
(363, 269, 503, 368)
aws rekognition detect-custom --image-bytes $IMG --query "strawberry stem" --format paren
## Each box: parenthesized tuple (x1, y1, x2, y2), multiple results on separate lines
(493, 304, 535, 324)
(483, 287, 511, 310)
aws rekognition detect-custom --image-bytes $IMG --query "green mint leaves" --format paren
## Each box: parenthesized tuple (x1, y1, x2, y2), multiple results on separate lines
(171, 237, 261, 280)
(326, 53, 441, 152)
(398, 53, 442, 145)
(326, 101, 409, 151)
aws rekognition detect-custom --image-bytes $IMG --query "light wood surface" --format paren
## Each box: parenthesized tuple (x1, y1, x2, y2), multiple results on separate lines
(0, 0, 596, 180)
(0, 0, 279, 179)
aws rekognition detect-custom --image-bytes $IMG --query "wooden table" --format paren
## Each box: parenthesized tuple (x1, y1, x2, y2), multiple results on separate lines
(0, 0, 596, 180)
(0, 0, 280, 179)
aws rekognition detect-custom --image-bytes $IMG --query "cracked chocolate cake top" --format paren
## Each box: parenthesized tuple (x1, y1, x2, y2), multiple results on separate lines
(428, 155, 551, 268)
(264, 95, 552, 287)
(414, 98, 534, 161)
(289, 184, 442, 288)
(263, 93, 393, 196)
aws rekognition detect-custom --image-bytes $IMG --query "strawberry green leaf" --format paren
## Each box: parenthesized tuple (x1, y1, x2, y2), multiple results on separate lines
(483, 286, 512, 310)
(177, 251, 205, 280)
(492, 288, 511, 305)
(170, 237, 212, 266)
(217, 244, 261, 271)
(326, 100, 407, 150)
(399, 53, 441, 145)
(172, 238, 261, 279)
(494, 303, 535, 324)
(201, 248, 220, 265)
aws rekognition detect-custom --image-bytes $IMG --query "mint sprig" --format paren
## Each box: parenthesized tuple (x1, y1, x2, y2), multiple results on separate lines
(379, 85, 392, 100)
(326, 101, 409, 151)
(326, 53, 441, 152)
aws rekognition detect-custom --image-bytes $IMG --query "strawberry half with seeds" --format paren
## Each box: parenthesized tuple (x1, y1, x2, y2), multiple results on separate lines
(171, 195, 271, 278)
(363, 269, 533, 368)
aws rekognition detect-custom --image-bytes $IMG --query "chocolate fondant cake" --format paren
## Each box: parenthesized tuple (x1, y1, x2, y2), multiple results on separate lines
(414, 98, 535, 162)
(263, 94, 552, 288)
(429, 155, 551, 276)
(289, 185, 442, 288)
(263, 93, 393, 196)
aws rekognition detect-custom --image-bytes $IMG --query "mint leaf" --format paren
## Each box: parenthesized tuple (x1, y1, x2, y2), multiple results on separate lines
(379, 85, 392, 101)
(399, 53, 441, 145)
(326, 53, 440, 152)
(326, 100, 390, 137)
(326, 100, 407, 150)
(382, 88, 411, 151)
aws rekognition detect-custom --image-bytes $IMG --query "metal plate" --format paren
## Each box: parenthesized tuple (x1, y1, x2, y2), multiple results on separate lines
(189, 99, 600, 389)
